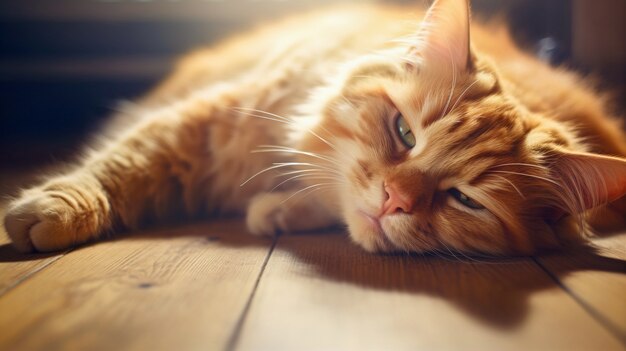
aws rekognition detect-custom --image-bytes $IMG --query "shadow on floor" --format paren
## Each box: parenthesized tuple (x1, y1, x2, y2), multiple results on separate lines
(1, 220, 623, 331)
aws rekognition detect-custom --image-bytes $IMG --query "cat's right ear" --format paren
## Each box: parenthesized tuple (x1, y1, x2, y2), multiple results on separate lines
(407, 0, 473, 72)
(548, 150, 626, 214)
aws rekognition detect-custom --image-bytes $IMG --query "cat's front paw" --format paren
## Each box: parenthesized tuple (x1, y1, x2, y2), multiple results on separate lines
(4, 178, 110, 252)
(246, 193, 289, 237)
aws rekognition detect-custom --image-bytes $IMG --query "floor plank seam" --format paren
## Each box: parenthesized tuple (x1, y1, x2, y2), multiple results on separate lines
(532, 256, 626, 345)
(0, 250, 70, 297)
(225, 236, 278, 351)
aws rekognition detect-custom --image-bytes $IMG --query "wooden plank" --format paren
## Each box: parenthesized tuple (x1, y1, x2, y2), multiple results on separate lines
(235, 232, 624, 351)
(0, 220, 272, 351)
(536, 232, 626, 341)
(0, 236, 66, 296)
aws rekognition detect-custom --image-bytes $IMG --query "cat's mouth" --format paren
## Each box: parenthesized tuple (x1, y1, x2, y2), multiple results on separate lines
(357, 210, 395, 251)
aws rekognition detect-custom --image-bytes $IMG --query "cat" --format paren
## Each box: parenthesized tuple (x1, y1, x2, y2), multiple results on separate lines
(4, 0, 626, 256)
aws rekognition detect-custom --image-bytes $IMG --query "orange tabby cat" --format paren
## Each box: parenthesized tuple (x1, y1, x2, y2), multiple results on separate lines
(4, 0, 626, 255)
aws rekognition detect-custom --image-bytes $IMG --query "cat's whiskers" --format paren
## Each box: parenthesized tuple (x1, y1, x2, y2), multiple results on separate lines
(487, 170, 563, 188)
(397, 229, 432, 256)
(278, 168, 334, 177)
(233, 107, 342, 154)
(232, 110, 292, 126)
(253, 145, 343, 168)
(488, 163, 551, 198)
(240, 161, 339, 187)
(431, 235, 485, 263)
(339, 94, 358, 111)
(492, 175, 525, 198)
(273, 161, 341, 176)
(489, 163, 589, 235)
(433, 236, 511, 264)
(308, 129, 341, 154)
(490, 163, 548, 171)
(439, 43, 458, 120)
(448, 78, 480, 114)
(279, 183, 339, 205)
(272, 173, 346, 192)
(232, 106, 291, 123)
(277, 169, 346, 183)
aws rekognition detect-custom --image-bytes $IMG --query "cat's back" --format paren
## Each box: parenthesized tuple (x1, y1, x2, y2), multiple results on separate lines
(470, 22, 626, 157)
(144, 4, 625, 157)
(145, 5, 417, 104)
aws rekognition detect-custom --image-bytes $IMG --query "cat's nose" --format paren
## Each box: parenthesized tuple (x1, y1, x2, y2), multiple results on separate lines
(381, 182, 413, 215)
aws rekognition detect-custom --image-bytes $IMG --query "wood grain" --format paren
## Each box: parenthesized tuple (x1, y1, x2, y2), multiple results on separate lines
(536, 232, 626, 342)
(0, 237, 66, 296)
(0, 220, 273, 351)
(235, 232, 624, 351)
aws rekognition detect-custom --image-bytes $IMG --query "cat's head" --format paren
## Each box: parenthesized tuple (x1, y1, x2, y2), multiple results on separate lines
(294, 0, 626, 255)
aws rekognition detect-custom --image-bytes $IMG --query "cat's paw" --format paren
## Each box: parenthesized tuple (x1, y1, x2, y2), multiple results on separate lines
(4, 178, 109, 252)
(246, 193, 289, 237)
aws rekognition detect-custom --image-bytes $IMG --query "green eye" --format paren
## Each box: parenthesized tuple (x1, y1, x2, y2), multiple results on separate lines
(395, 114, 416, 148)
(448, 188, 485, 210)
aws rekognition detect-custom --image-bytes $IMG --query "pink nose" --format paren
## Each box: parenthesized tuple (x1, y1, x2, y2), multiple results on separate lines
(381, 182, 413, 215)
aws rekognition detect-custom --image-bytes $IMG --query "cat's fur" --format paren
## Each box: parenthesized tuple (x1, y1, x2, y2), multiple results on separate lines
(4, 0, 626, 255)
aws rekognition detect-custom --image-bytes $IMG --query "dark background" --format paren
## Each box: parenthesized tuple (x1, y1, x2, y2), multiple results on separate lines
(0, 0, 624, 168)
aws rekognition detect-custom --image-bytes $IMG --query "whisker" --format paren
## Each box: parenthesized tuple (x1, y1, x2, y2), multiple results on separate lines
(339, 94, 358, 111)
(238, 107, 342, 153)
(240, 163, 296, 187)
(439, 43, 457, 119)
(280, 183, 337, 205)
(448, 78, 480, 113)
(273, 161, 343, 176)
(234, 110, 293, 126)
(492, 175, 525, 198)
(275, 169, 346, 185)
(490, 163, 548, 171)
(308, 128, 341, 153)
(488, 170, 563, 188)
(433, 237, 511, 264)
(232, 106, 291, 122)
(278, 169, 333, 177)
(433, 237, 467, 262)
(241, 162, 339, 187)
(271, 174, 345, 192)
(254, 145, 342, 168)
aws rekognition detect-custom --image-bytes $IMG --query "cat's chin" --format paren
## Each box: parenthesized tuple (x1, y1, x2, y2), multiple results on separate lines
(346, 210, 397, 253)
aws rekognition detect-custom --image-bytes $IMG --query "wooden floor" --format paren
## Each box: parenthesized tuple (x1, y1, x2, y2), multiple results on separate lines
(0, 172, 625, 351)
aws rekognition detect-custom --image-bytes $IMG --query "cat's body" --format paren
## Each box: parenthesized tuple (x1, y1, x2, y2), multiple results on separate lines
(5, 1, 626, 255)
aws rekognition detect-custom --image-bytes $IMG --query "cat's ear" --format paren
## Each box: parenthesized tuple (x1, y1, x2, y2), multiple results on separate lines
(408, 0, 472, 72)
(549, 150, 626, 213)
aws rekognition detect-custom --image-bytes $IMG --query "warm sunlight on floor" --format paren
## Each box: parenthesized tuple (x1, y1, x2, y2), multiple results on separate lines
(0, 172, 624, 350)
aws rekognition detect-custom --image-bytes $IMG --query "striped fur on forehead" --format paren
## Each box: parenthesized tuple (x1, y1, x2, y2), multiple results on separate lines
(382, 64, 499, 134)
(409, 94, 525, 175)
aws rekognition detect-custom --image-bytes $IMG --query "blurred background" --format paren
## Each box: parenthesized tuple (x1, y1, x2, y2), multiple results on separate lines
(0, 0, 624, 169)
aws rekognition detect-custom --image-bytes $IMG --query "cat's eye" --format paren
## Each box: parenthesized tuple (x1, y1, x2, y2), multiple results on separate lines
(395, 114, 416, 148)
(448, 188, 485, 210)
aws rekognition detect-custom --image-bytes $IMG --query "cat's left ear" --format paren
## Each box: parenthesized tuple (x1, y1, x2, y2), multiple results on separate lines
(549, 150, 626, 212)
(408, 0, 473, 72)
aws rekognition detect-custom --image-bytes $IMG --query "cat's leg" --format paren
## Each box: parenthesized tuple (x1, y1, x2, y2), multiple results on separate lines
(5, 172, 112, 252)
(246, 191, 339, 236)
(4, 94, 229, 252)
